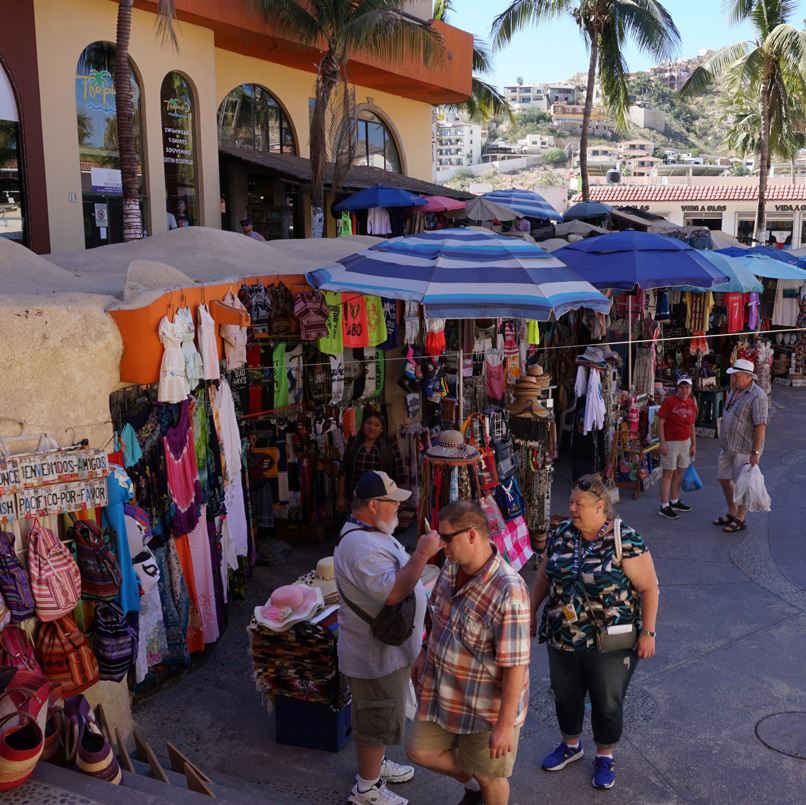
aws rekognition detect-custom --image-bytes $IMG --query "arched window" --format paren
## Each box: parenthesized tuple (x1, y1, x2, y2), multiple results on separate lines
(161, 71, 200, 228)
(0, 61, 24, 243)
(353, 110, 401, 173)
(75, 41, 146, 248)
(217, 84, 296, 154)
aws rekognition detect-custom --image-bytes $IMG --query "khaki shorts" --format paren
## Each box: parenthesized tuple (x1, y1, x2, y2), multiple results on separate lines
(660, 439, 692, 471)
(717, 449, 752, 482)
(348, 666, 410, 747)
(407, 718, 521, 779)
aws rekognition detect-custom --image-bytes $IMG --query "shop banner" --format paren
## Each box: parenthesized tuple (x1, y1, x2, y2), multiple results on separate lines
(15, 478, 108, 520)
(0, 449, 109, 494)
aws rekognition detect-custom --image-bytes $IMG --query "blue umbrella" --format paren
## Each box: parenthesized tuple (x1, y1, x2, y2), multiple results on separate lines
(730, 253, 806, 280)
(333, 185, 427, 212)
(563, 201, 613, 221)
(482, 189, 562, 221)
(554, 231, 731, 388)
(306, 228, 610, 320)
(718, 244, 802, 265)
(682, 252, 763, 293)
(553, 231, 731, 290)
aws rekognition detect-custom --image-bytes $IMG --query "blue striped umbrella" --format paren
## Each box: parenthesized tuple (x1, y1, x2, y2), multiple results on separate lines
(306, 228, 610, 320)
(682, 252, 763, 293)
(482, 189, 562, 221)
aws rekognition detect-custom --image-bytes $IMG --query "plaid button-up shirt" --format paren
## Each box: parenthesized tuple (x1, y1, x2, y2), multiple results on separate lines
(720, 382, 768, 454)
(417, 545, 531, 734)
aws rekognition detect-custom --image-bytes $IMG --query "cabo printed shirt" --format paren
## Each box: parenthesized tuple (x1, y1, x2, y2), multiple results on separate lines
(417, 545, 530, 734)
(539, 520, 647, 652)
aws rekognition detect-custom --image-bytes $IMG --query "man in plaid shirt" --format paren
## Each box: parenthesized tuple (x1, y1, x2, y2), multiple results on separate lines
(407, 501, 530, 805)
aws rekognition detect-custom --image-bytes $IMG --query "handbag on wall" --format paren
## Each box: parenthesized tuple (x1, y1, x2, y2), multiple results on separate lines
(462, 414, 499, 491)
(493, 477, 525, 521)
(479, 495, 506, 538)
(35, 615, 99, 696)
(27, 520, 82, 622)
(0, 531, 36, 623)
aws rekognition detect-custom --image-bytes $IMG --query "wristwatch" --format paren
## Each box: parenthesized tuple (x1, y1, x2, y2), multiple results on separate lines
(642, 630, 656, 638)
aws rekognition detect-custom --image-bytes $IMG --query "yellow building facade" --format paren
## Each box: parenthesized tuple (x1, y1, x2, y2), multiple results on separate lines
(3, 0, 471, 253)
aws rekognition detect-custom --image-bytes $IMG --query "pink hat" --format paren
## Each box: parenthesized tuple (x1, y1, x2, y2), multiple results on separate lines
(254, 584, 323, 632)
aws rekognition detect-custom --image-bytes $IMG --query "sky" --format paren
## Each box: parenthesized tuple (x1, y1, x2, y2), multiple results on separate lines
(450, 0, 806, 88)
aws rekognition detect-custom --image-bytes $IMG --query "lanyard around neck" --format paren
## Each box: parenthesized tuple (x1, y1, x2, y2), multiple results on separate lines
(572, 520, 610, 578)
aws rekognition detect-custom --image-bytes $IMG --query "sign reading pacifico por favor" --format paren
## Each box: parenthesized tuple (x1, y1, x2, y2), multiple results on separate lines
(0, 449, 110, 523)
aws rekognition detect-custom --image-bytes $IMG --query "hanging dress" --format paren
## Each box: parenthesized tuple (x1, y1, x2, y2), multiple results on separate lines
(213, 379, 249, 558)
(197, 303, 220, 380)
(158, 315, 190, 403)
(102, 465, 141, 615)
(484, 346, 505, 402)
(176, 306, 204, 391)
(163, 399, 203, 536)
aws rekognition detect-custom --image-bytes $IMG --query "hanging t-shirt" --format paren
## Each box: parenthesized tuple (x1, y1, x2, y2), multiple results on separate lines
(747, 292, 760, 331)
(329, 353, 345, 406)
(724, 293, 744, 334)
(286, 343, 304, 405)
(365, 296, 388, 347)
(526, 320, 540, 346)
(293, 290, 330, 341)
(342, 294, 369, 348)
(273, 343, 289, 408)
(318, 291, 344, 355)
(378, 299, 400, 350)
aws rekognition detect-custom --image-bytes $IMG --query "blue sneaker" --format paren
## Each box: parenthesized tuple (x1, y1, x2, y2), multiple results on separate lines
(541, 741, 584, 771)
(592, 756, 615, 789)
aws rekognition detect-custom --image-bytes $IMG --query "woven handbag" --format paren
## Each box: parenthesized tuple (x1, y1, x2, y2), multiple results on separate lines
(0, 626, 42, 673)
(93, 601, 136, 682)
(0, 709, 43, 791)
(35, 615, 99, 696)
(70, 520, 122, 602)
(27, 520, 81, 622)
(463, 414, 498, 491)
(0, 531, 35, 622)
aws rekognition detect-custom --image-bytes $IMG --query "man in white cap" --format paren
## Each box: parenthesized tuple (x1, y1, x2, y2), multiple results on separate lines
(714, 358, 768, 532)
(335, 470, 442, 805)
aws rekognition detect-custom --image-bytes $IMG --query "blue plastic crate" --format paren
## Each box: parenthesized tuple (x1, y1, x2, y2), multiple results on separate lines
(274, 695, 352, 752)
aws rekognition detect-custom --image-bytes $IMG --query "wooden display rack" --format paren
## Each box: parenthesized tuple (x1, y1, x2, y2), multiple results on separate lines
(610, 425, 659, 500)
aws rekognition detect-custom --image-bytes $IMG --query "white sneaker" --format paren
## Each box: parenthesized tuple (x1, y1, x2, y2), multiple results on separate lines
(380, 756, 415, 784)
(348, 780, 409, 805)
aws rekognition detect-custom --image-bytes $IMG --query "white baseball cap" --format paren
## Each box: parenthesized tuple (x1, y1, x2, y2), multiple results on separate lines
(676, 375, 693, 385)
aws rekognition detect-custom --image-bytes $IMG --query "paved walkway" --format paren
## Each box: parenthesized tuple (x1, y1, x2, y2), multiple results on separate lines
(134, 385, 806, 804)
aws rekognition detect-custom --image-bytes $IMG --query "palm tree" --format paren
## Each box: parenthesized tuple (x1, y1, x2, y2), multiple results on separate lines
(433, 1, 513, 123)
(681, 0, 806, 243)
(252, 1, 443, 237)
(491, 1, 680, 201)
(115, 0, 176, 241)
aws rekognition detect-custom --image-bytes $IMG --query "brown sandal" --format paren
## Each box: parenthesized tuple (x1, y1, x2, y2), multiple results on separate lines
(723, 519, 746, 533)
(713, 515, 734, 526)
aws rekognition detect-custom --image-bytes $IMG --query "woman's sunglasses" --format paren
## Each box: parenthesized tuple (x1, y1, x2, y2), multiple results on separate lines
(574, 478, 604, 500)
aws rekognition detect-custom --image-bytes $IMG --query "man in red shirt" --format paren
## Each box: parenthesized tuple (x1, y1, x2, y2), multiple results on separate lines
(657, 376, 698, 519)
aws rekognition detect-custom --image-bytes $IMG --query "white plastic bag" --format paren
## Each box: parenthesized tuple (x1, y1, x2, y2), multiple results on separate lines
(732, 464, 771, 512)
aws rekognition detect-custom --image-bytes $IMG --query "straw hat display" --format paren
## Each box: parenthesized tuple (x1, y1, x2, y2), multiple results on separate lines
(426, 430, 480, 460)
(508, 371, 551, 418)
(576, 346, 608, 368)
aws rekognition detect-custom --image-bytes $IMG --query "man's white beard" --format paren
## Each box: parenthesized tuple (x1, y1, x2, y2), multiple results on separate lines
(376, 514, 399, 535)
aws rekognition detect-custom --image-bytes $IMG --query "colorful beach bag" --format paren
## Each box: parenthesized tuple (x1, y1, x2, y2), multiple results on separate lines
(27, 521, 81, 622)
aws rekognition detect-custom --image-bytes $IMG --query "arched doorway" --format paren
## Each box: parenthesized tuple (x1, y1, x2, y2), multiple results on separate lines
(0, 61, 25, 244)
(217, 84, 302, 239)
(75, 41, 147, 248)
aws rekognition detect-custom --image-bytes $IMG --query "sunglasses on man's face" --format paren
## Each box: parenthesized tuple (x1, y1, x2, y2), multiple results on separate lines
(437, 527, 471, 544)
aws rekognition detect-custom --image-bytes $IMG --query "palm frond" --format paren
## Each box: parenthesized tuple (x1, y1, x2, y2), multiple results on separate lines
(598, 20, 631, 129)
(343, 9, 445, 67)
(154, 0, 178, 48)
(721, 46, 764, 95)
(249, 0, 322, 45)
(432, 0, 453, 21)
(725, 0, 756, 26)
(491, 0, 573, 50)
(749, 0, 796, 38)
(462, 77, 515, 123)
(679, 41, 752, 96)
(473, 38, 494, 74)
(764, 22, 806, 66)
(614, 0, 681, 62)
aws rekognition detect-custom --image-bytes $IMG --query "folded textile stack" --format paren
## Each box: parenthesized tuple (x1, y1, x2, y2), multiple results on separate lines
(249, 619, 350, 709)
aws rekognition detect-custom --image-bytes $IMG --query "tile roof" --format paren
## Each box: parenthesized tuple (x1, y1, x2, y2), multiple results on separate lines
(571, 184, 806, 203)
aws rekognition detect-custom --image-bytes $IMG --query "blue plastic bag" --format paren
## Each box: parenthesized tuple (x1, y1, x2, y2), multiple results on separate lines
(682, 462, 703, 492)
